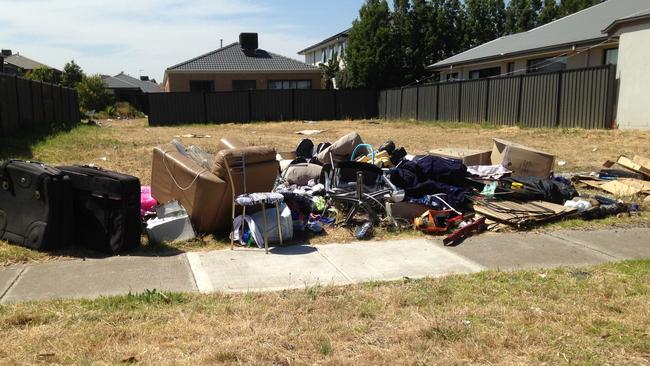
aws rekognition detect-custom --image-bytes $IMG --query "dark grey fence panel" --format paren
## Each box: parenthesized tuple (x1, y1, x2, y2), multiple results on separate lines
(16, 77, 33, 129)
(42, 83, 54, 125)
(72, 91, 81, 123)
(559, 67, 611, 129)
(61, 88, 71, 125)
(148, 93, 205, 125)
(417, 84, 437, 121)
(487, 76, 520, 125)
(460, 79, 488, 123)
(205, 91, 249, 123)
(52, 84, 63, 124)
(337, 89, 377, 119)
(149, 89, 378, 125)
(251, 90, 293, 121)
(520, 73, 559, 128)
(438, 83, 460, 121)
(69, 88, 79, 124)
(0, 74, 19, 134)
(31, 81, 44, 127)
(401, 87, 418, 120)
(294, 89, 336, 121)
(385, 89, 402, 119)
(0, 73, 79, 137)
(377, 90, 387, 118)
(379, 65, 615, 129)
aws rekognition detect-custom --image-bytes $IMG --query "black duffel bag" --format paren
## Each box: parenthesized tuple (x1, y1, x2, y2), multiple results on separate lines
(0, 160, 74, 250)
(57, 165, 141, 254)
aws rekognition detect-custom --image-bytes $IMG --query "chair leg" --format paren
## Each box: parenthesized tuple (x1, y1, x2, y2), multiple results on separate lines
(231, 202, 235, 251)
(242, 205, 247, 247)
(261, 204, 269, 254)
(275, 201, 283, 246)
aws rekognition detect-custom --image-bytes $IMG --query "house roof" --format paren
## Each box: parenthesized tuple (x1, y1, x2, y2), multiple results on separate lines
(603, 6, 650, 33)
(103, 72, 162, 93)
(4, 53, 57, 71)
(298, 28, 350, 55)
(166, 42, 319, 72)
(429, 0, 650, 70)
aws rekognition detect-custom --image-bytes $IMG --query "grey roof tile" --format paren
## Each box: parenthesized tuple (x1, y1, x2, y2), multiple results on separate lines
(5, 53, 56, 71)
(167, 43, 319, 72)
(103, 73, 162, 93)
(430, 0, 650, 69)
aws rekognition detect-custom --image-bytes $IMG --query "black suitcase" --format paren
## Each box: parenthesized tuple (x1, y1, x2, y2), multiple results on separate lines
(57, 165, 141, 254)
(0, 160, 74, 250)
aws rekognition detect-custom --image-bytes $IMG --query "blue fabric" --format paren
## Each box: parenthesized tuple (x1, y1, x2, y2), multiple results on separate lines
(390, 156, 468, 207)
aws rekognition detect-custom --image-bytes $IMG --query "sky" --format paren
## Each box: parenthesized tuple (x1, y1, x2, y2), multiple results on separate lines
(0, 0, 365, 82)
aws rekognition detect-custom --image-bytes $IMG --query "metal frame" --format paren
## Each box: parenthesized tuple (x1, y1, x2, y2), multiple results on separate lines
(225, 153, 283, 254)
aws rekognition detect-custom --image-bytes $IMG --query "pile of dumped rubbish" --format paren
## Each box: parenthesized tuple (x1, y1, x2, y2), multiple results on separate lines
(1, 131, 646, 255)
(148, 131, 647, 249)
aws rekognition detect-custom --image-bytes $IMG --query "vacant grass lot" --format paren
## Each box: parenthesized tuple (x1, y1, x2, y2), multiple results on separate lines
(1, 260, 649, 365)
(1, 119, 649, 265)
(4, 118, 650, 181)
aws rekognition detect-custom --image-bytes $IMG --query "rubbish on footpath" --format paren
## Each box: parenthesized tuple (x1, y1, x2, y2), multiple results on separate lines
(2, 130, 644, 256)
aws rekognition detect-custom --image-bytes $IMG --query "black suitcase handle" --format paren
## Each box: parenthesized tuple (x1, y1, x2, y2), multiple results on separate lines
(1, 160, 59, 199)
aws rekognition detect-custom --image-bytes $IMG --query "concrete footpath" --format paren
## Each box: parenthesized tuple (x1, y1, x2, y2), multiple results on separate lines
(1, 228, 649, 303)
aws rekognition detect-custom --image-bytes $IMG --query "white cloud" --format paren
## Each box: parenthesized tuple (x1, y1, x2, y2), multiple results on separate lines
(0, 0, 315, 81)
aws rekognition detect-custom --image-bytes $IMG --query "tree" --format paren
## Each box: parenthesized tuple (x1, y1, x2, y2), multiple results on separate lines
(61, 60, 84, 88)
(390, 0, 412, 86)
(344, 0, 393, 89)
(23, 67, 54, 83)
(409, 0, 432, 80)
(505, 0, 541, 34)
(433, 0, 467, 60)
(320, 54, 340, 89)
(538, 0, 559, 25)
(76, 75, 113, 112)
(558, 0, 602, 17)
(465, 0, 506, 48)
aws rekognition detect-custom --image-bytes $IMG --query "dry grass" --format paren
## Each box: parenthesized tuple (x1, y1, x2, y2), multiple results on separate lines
(1, 260, 649, 365)
(2, 118, 650, 265)
(4, 118, 650, 183)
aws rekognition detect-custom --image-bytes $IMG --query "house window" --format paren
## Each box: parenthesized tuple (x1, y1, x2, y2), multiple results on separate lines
(604, 48, 618, 65)
(527, 56, 567, 74)
(268, 80, 312, 90)
(232, 80, 256, 91)
(507, 62, 515, 75)
(189, 80, 214, 92)
(468, 66, 501, 80)
(321, 49, 326, 63)
(446, 72, 459, 81)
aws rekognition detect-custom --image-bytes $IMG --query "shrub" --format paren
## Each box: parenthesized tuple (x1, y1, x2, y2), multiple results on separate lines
(76, 75, 114, 112)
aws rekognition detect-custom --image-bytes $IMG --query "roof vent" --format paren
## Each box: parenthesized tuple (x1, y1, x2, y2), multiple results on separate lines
(1, 49, 12, 57)
(140, 76, 149, 81)
(239, 33, 258, 56)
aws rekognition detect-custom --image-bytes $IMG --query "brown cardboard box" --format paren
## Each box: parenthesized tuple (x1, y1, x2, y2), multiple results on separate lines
(491, 138, 555, 178)
(387, 202, 431, 222)
(429, 148, 492, 166)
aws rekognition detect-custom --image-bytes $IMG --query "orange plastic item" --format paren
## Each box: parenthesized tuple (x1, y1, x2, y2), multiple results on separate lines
(413, 210, 460, 234)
